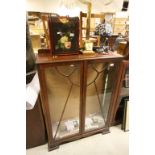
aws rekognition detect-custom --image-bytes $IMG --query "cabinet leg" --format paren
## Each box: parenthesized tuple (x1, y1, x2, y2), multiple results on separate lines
(48, 144, 59, 151)
(102, 129, 110, 135)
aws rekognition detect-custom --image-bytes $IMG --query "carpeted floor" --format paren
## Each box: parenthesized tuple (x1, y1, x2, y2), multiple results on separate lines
(26, 125, 129, 155)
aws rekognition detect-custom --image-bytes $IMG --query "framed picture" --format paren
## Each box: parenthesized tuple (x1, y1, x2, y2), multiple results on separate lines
(48, 16, 80, 56)
(85, 41, 93, 51)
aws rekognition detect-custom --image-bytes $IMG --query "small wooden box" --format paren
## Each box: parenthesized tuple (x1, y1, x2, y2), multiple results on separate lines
(48, 16, 80, 56)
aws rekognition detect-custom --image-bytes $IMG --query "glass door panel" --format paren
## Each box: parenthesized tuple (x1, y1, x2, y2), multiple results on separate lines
(85, 62, 116, 131)
(44, 63, 81, 140)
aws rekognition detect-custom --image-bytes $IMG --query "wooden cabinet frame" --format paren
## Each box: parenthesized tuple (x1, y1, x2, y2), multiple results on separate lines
(110, 60, 129, 126)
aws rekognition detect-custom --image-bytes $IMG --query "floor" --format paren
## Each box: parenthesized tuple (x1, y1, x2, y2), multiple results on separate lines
(26, 125, 129, 155)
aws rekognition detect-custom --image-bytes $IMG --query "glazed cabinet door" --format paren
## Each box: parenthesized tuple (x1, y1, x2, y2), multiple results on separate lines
(39, 62, 82, 144)
(84, 60, 118, 132)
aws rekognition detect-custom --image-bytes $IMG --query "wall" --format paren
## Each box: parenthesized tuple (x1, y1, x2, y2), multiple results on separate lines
(26, 0, 125, 14)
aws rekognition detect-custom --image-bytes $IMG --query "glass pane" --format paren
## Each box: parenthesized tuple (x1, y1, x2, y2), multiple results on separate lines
(44, 63, 80, 140)
(85, 62, 116, 131)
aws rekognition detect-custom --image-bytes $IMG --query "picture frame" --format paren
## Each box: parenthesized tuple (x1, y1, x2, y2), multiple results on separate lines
(48, 16, 80, 56)
(85, 41, 93, 51)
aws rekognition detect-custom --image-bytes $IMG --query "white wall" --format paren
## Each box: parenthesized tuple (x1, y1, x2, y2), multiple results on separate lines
(26, 0, 125, 14)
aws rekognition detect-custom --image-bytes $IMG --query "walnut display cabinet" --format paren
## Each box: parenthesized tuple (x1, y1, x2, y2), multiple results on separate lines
(36, 50, 123, 151)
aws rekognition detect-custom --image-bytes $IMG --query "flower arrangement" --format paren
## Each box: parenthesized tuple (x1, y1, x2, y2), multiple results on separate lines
(95, 22, 112, 46)
(55, 31, 74, 50)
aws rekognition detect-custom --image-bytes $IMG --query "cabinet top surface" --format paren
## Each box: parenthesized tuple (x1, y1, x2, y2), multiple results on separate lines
(36, 50, 123, 64)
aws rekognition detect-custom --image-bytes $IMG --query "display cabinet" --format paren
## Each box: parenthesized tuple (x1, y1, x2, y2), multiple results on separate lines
(36, 50, 123, 151)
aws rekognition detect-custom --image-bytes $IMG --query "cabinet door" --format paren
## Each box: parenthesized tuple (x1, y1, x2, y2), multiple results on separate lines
(84, 61, 117, 132)
(43, 62, 81, 140)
